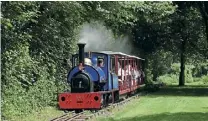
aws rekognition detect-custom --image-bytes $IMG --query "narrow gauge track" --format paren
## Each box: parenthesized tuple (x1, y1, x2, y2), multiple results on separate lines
(50, 111, 91, 121)
(50, 92, 146, 121)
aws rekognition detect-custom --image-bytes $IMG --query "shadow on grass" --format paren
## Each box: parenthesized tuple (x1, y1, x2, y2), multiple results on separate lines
(107, 112, 208, 121)
(148, 85, 208, 97)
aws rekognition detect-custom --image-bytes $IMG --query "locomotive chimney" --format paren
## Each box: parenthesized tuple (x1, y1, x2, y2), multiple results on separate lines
(77, 43, 86, 65)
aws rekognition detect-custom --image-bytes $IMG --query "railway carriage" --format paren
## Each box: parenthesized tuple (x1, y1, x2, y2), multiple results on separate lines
(58, 43, 145, 112)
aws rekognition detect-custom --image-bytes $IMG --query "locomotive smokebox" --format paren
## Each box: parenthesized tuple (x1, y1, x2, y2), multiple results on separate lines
(77, 43, 86, 65)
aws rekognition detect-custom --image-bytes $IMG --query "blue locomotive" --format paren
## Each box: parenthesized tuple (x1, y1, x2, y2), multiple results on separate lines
(58, 43, 145, 112)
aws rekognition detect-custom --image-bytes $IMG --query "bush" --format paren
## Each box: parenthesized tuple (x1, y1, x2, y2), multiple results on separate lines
(144, 84, 159, 92)
(158, 63, 195, 84)
(2, 66, 67, 119)
(193, 75, 208, 85)
(144, 68, 153, 84)
(193, 62, 208, 77)
(202, 75, 208, 84)
(193, 77, 201, 82)
(1, 44, 67, 119)
(157, 74, 178, 84)
(144, 81, 164, 92)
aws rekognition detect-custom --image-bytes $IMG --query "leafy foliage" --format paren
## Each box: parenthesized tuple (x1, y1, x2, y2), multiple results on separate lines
(1, 1, 208, 120)
(1, 1, 83, 119)
(158, 63, 208, 85)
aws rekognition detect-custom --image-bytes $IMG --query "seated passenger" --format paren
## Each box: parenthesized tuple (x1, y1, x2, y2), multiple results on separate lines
(125, 64, 132, 75)
(142, 70, 145, 78)
(118, 68, 125, 80)
(117, 62, 125, 81)
(135, 70, 141, 79)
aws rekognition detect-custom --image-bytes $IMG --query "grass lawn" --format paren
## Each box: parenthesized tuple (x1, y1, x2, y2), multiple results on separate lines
(9, 84, 208, 121)
(9, 107, 64, 121)
(97, 85, 208, 121)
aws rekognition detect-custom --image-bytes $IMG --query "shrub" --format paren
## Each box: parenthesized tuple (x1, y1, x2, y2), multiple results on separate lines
(157, 74, 178, 85)
(202, 75, 208, 84)
(1, 44, 67, 119)
(192, 62, 208, 77)
(193, 77, 201, 82)
(158, 63, 195, 84)
(144, 68, 153, 84)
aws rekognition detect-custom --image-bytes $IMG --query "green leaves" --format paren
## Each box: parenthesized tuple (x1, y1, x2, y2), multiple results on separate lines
(1, 1, 208, 119)
(1, 1, 78, 119)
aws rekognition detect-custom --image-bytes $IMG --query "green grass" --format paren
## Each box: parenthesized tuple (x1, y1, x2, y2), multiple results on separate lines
(97, 85, 208, 121)
(8, 84, 208, 121)
(9, 107, 64, 121)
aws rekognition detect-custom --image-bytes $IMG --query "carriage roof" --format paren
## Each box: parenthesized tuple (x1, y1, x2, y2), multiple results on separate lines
(93, 51, 145, 60)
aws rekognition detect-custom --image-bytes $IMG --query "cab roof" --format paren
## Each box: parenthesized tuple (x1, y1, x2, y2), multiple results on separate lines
(91, 51, 145, 60)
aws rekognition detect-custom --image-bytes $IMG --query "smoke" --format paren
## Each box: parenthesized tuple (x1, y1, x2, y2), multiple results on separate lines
(78, 21, 134, 54)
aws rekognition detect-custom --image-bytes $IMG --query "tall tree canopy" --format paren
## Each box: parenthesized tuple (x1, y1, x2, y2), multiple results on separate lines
(1, 1, 207, 120)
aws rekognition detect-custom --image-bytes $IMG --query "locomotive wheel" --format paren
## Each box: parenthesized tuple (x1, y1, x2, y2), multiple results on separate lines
(75, 109, 83, 113)
(101, 94, 109, 107)
(125, 93, 131, 99)
(90, 109, 98, 113)
(114, 91, 119, 102)
(106, 94, 110, 105)
(64, 110, 69, 113)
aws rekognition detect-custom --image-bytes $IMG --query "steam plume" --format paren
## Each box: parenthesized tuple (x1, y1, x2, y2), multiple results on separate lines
(78, 21, 133, 54)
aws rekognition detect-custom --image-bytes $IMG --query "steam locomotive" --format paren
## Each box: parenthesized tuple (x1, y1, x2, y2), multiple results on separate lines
(58, 43, 145, 113)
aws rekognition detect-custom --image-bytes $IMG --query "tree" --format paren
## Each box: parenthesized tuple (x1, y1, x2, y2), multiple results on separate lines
(198, 2, 208, 44)
(173, 1, 208, 86)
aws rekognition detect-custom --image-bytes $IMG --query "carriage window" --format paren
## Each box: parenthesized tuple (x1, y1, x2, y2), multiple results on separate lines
(136, 60, 139, 69)
(111, 57, 115, 73)
(122, 60, 125, 69)
(138, 60, 141, 69)
(131, 59, 134, 67)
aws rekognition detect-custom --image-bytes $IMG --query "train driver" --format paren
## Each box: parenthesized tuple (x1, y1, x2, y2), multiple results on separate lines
(84, 58, 92, 66)
(98, 58, 104, 67)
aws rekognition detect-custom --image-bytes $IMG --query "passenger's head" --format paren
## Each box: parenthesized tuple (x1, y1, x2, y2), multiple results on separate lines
(98, 58, 104, 67)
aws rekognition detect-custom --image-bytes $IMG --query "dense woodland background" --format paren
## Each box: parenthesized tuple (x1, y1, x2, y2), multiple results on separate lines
(1, 1, 208, 119)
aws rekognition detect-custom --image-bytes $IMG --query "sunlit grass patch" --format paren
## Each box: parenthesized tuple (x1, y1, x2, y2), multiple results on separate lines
(97, 85, 208, 121)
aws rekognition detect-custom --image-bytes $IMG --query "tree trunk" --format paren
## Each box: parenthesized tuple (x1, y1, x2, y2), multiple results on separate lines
(178, 9, 188, 86)
(152, 58, 158, 81)
(153, 72, 158, 82)
(204, 19, 208, 46)
(198, 2, 208, 46)
(143, 58, 148, 84)
(179, 39, 186, 86)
